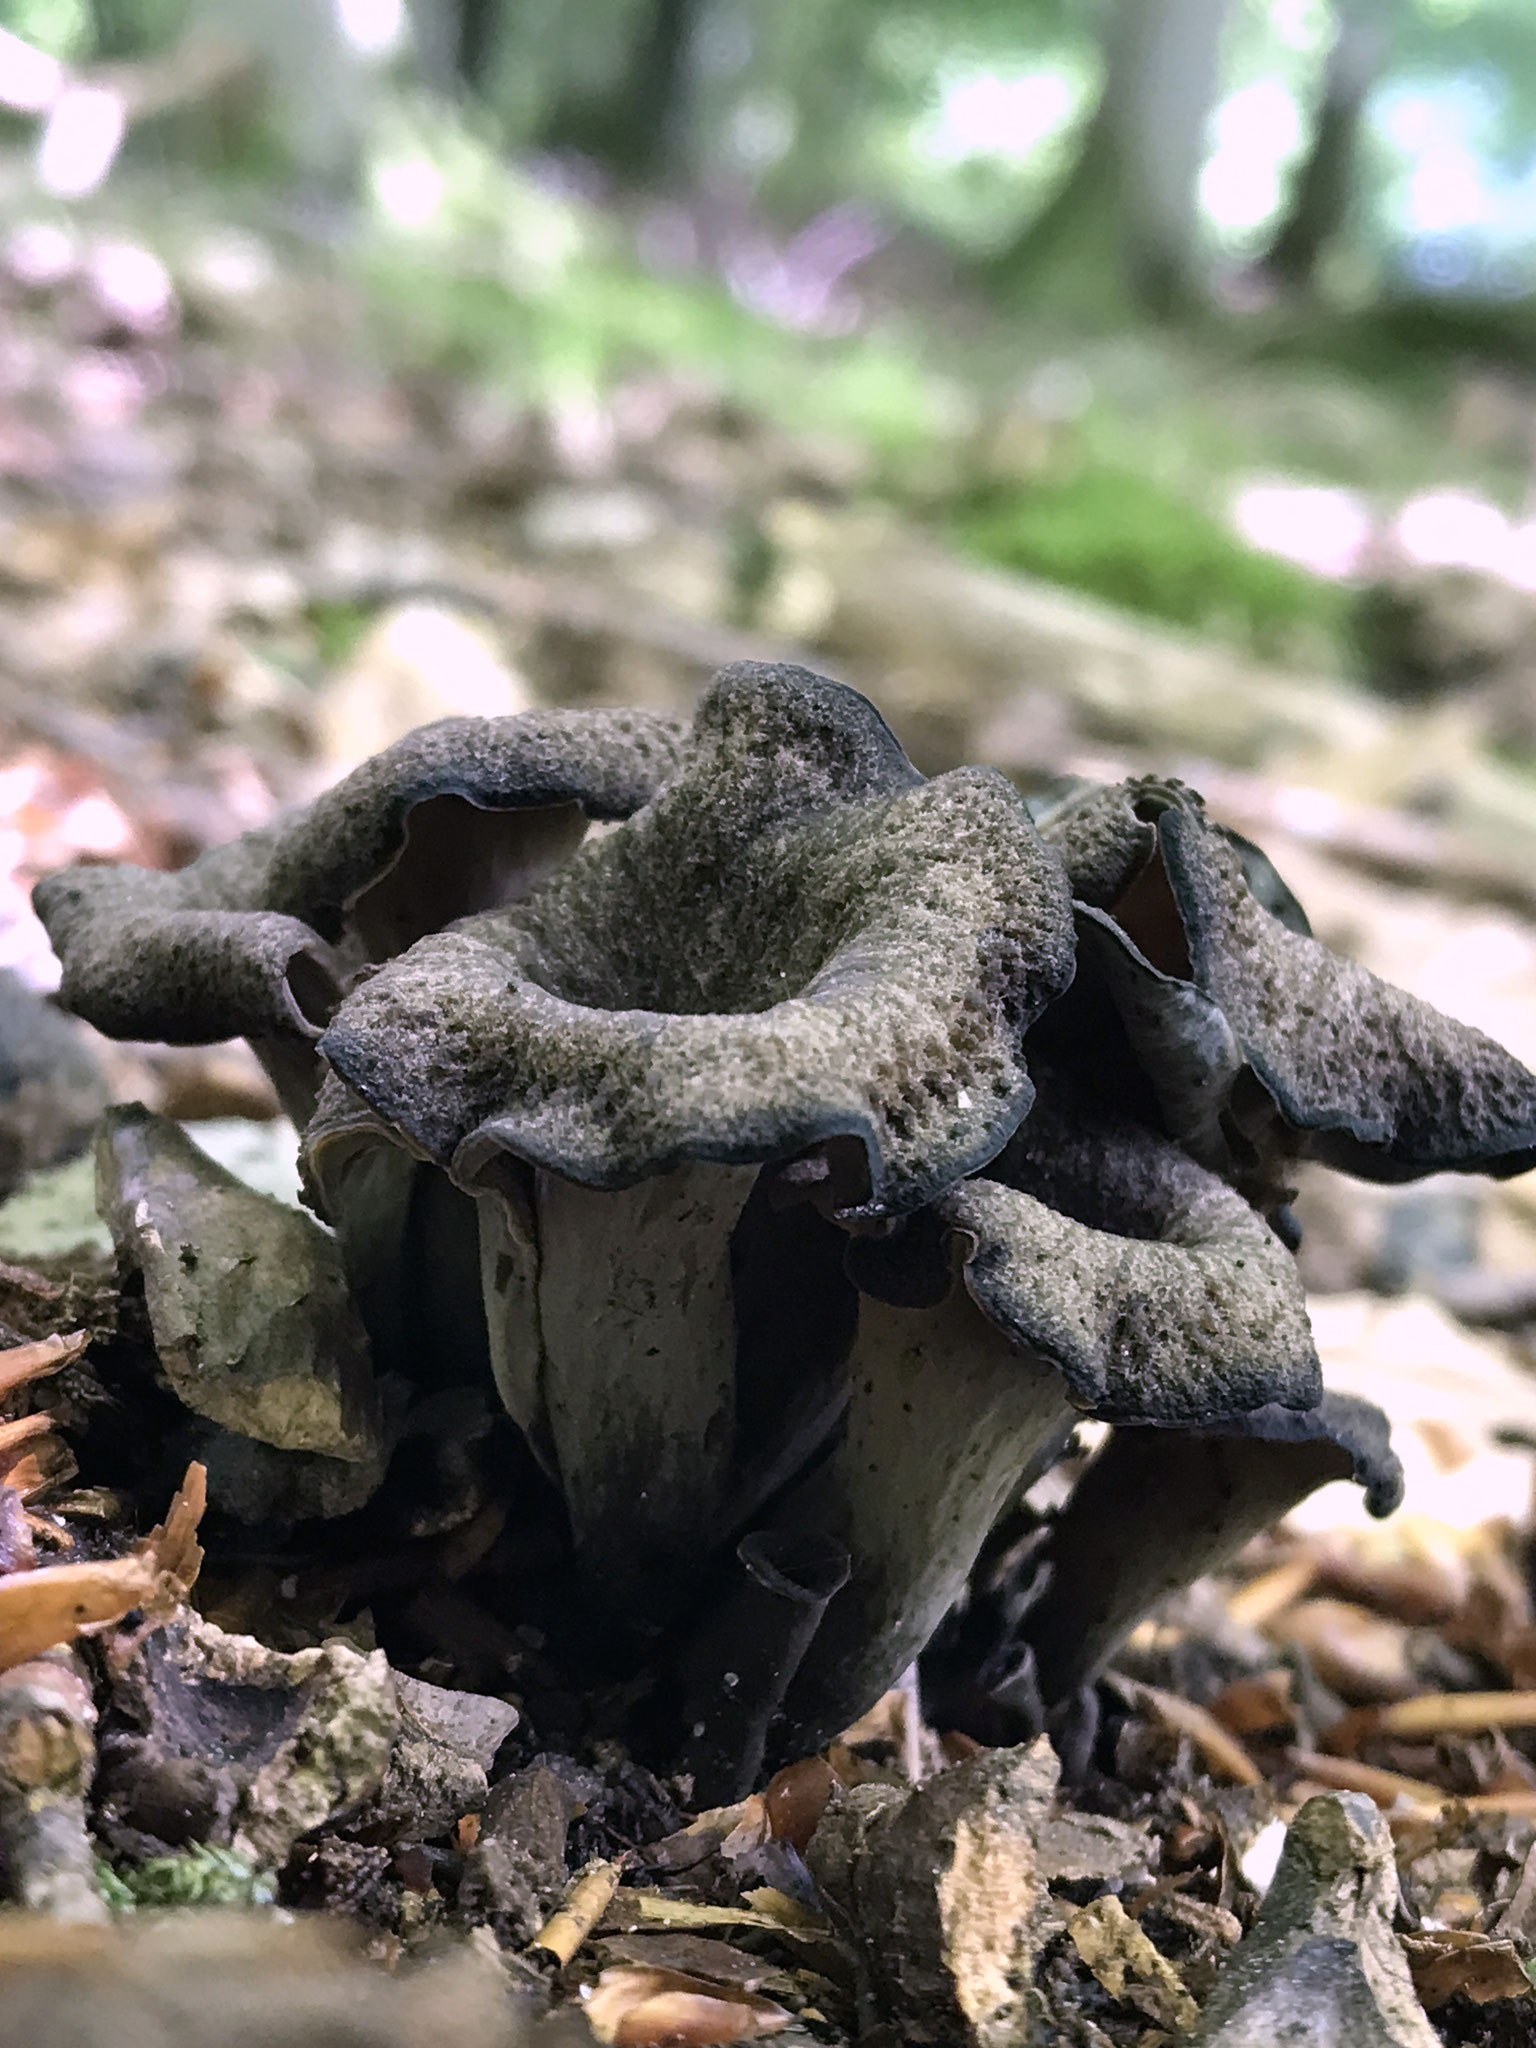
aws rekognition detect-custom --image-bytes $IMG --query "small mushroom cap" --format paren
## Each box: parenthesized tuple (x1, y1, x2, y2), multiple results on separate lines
(852, 1060, 1322, 1425)
(1040, 777, 1536, 1185)
(33, 707, 685, 1047)
(1179, 1388, 1404, 1519)
(1023, 1391, 1401, 1705)
(316, 664, 1079, 1217)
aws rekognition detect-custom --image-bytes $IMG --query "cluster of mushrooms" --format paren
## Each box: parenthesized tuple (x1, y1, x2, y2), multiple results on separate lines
(35, 664, 1536, 1797)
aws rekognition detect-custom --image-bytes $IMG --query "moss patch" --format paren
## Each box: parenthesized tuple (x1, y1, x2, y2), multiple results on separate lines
(949, 465, 1351, 668)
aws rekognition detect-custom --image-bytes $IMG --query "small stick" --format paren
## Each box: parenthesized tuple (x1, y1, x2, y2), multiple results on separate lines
(0, 1333, 87, 1403)
(1135, 1682, 1263, 1786)
(1287, 1748, 1444, 1811)
(1226, 1554, 1320, 1631)
(1324, 1692, 1536, 1755)
(0, 1649, 107, 1921)
(526, 1858, 624, 1968)
(1453, 1791, 1536, 1817)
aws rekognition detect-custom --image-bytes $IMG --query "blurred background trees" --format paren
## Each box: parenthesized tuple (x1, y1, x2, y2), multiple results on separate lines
(3, 0, 1536, 680)
(4, 0, 1535, 325)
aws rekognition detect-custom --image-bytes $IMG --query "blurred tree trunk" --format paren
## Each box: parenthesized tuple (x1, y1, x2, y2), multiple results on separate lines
(535, 0, 702, 187)
(198, 0, 367, 203)
(89, 0, 147, 60)
(404, 0, 503, 97)
(1256, 5, 1387, 298)
(985, 0, 1234, 320)
(454, 0, 503, 93)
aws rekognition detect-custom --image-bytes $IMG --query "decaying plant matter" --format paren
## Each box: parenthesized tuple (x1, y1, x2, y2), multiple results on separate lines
(35, 663, 1536, 1796)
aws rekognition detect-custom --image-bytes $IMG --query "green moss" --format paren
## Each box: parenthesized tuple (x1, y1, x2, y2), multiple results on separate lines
(96, 1846, 277, 1910)
(949, 465, 1352, 668)
(306, 600, 375, 671)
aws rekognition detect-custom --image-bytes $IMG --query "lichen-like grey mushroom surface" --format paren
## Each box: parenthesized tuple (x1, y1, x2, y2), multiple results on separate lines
(1039, 776, 1536, 1188)
(848, 1059, 1323, 1425)
(316, 664, 1079, 1216)
(32, 707, 686, 1052)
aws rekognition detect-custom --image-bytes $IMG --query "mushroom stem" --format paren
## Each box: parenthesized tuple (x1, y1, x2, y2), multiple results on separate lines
(674, 1530, 851, 1804)
(1024, 1423, 1362, 1706)
(773, 1286, 1073, 1759)
(533, 1162, 759, 1623)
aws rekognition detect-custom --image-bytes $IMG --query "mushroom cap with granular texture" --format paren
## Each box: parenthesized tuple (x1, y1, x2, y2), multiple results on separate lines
(847, 1055, 1324, 1426)
(1038, 776, 1536, 1188)
(316, 664, 1079, 1218)
(32, 707, 686, 1048)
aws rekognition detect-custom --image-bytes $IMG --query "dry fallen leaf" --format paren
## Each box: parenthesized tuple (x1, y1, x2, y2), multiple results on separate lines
(1325, 1691, 1536, 1755)
(1208, 1669, 1295, 1738)
(1066, 1894, 1198, 2033)
(762, 1756, 836, 1853)
(0, 1411, 64, 1469)
(1402, 1930, 1535, 2010)
(1129, 1682, 1263, 1786)
(610, 1892, 826, 1944)
(6, 1435, 77, 1501)
(1286, 1747, 1444, 1812)
(1266, 1597, 1417, 1703)
(647, 1798, 767, 1873)
(140, 1458, 207, 1610)
(0, 1459, 206, 1674)
(0, 1551, 160, 1674)
(582, 1965, 793, 2046)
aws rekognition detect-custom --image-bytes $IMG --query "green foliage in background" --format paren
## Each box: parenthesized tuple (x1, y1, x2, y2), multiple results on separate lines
(950, 464, 1351, 665)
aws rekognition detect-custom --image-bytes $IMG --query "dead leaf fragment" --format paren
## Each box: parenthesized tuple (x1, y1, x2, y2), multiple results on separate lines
(1067, 1894, 1199, 2033)
(139, 1459, 207, 1611)
(1326, 1691, 1536, 1755)
(1132, 1683, 1263, 1785)
(608, 1892, 827, 1946)
(1402, 1930, 1534, 2010)
(583, 1966, 793, 2046)
(0, 1460, 205, 1675)
(0, 1331, 87, 1401)
(763, 1755, 836, 1853)
(6, 1436, 76, 1501)
(0, 1411, 65, 1468)
(1266, 1598, 1417, 1703)
(0, 1554, 158, 1675)
(1208, 1670, 1295, 1739)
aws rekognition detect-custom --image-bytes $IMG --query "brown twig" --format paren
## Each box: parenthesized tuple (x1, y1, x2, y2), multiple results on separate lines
(526, 1858, 625, 1968)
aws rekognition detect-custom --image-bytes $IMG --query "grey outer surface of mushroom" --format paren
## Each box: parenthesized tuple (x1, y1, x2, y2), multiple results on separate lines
(824, 1056, 1393, 1747)
(1038, 776, 1536, 1195)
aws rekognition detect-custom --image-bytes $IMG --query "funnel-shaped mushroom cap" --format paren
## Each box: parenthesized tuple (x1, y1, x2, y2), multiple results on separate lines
(1039, 777, 1536, 1188)
(33, 708, 686, 1050)
(315, 664, 1078, 1218)
(1023, 1392, 1403, 1705)
(848, 1060, 1323, 1424)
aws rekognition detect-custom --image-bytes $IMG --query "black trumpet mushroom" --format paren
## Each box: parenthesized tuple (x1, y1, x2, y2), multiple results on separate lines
(35, 663, 1536, 1800)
